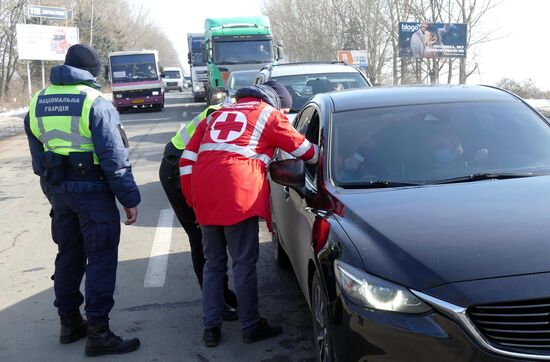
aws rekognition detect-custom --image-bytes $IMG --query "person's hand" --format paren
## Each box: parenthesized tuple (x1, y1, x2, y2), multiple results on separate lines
(124, 207, 138, 225)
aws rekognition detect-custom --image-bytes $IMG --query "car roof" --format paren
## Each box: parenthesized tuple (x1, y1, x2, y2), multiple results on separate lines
(268, 62, 361, 78)
(318, 85, 521, 113)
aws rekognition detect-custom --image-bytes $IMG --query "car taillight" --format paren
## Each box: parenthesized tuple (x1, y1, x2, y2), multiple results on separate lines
(312, 218, 330, 254)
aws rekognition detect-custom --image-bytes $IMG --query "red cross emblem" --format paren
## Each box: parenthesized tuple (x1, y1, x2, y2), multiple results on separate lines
(210, 112, 247, 142)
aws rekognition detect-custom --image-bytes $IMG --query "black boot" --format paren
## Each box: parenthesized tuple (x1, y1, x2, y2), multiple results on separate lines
(203, 326, 221, 347)
(85, 322, 140, 357)
(242, 318, 283, 343)
(59, 311, 88, 344)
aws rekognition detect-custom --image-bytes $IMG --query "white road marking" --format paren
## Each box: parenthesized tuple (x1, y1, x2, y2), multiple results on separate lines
(144, 208, 175, 288)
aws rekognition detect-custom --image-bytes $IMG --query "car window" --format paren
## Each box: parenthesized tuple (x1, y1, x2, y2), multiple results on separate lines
(297, 107, 320, 184)
(331, 101, 550, 186)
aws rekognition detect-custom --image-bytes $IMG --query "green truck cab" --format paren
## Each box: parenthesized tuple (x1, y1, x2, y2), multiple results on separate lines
(203, 16, 283, 104)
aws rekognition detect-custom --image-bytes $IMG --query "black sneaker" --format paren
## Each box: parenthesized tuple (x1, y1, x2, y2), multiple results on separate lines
(203, 326, 221, 347)
(242, 318, 283, 343)
(222, 304, 238, 321)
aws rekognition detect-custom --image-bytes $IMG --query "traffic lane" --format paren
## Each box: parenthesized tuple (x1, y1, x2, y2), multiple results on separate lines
(0, 224, 315, 360)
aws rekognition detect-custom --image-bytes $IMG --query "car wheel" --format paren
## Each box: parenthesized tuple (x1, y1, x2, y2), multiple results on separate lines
(116, 107, 125, 114)
(272, 222, 290, 269)
(311, 270, 335, 362)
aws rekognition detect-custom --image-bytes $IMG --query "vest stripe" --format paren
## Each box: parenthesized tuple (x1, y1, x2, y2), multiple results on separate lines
(181, 149, 198, 162)
(247, 106, 275, 150)
(198, 142, 271, 165)
(290, 139, 312, 158)
(179, 165, 193, 175)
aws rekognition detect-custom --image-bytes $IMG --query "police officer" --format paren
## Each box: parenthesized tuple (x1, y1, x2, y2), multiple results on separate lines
(159, 104, 238, 320)
(180, 81, 318, 347)
(24, 44, 141, 357)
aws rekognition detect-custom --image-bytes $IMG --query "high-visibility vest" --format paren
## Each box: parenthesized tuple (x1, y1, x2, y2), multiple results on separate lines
(170, 104, 221, 150)
(28, 84, 103, 164)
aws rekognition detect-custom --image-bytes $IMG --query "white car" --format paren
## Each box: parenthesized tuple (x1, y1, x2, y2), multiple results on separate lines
(255, 62, 371, 119)
(163, 67, 184, 92)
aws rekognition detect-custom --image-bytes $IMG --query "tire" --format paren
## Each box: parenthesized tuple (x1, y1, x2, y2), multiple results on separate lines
(272, 224, 290, 269)
(116, 107, 125, 114)
(193, 95, 203, 103)
(311, 270, 335, 362)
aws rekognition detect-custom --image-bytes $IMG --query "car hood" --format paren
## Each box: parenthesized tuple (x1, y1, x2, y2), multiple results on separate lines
(334, 176, 550, 291)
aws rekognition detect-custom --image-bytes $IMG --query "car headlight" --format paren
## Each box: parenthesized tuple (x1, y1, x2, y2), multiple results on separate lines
(115, 94, 122, 99)
(214, 91, 226, 100)
(334, 260, 431, 313)
(195, 85, 204, 91)
(152, 91, 159, 96)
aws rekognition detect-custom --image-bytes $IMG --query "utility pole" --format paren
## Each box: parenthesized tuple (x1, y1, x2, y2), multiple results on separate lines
(90, 0, 94, 46)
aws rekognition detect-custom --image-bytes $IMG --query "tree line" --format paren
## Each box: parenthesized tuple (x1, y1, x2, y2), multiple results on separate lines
(0, 0, 180, 109)
(262, 0, 500, 86)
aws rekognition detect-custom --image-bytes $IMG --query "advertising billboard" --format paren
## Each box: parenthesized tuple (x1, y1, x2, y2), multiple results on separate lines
(28, 5, 72, 20)
(16, 24, 79, 61)
(398, 22, 467, 58)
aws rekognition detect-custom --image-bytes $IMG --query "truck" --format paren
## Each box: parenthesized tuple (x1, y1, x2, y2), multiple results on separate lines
(187, 33, 208, 102)
(105, 50, 165, 112)
(202, 16, 283, 105)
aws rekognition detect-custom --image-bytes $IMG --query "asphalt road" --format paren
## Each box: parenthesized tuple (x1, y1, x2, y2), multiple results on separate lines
(0, 91, 315, 361)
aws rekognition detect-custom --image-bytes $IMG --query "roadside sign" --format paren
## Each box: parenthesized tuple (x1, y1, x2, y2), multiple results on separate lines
(16, 24, 79, 61)
(28, 4, 72, 20)
(337, 50, 368, 67)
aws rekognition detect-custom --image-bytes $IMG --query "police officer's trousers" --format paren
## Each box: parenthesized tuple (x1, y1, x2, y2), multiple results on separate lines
(201, 217, 260, 330)
(48, 190, 120, 324)
(159, 155, 236, 307)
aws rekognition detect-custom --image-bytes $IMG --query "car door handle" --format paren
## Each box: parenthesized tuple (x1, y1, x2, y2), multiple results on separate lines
(305, 207, 329, 218)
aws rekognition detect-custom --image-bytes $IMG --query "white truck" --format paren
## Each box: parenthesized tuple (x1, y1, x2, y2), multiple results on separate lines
(105, 50, 165, 112)
(187, 33, 208, 102)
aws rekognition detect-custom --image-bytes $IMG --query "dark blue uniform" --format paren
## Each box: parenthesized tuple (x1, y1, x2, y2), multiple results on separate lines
(25, 65, 140, 323)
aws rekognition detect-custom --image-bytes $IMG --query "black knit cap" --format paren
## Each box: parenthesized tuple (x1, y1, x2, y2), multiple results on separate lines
(264, 80, 292, 109)
(65, 44, 101, 77)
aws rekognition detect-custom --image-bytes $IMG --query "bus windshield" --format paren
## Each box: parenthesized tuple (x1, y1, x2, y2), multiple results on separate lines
(111, 54, 158, 82)
(213, 39, 273, 64)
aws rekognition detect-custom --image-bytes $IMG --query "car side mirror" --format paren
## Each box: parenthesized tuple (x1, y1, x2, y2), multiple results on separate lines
(160, 72, 166, 78)
(269, 159, 306, 196)
(104, 65, 109, 80)
(202, 48, 208, 63)
(187, 53, 191, 64)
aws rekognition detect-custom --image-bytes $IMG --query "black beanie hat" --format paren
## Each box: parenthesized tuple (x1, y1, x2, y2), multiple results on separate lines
(65, 44, 101, 77)
(264, 80, 292, 109)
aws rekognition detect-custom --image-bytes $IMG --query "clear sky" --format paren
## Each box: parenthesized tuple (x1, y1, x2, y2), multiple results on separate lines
(129, 0, 550, 90)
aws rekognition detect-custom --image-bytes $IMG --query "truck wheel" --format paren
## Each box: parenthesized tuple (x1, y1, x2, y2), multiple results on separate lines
(116, 107, 125, 114)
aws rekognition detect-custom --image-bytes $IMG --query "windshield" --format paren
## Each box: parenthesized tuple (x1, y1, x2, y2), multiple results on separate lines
(191, 37, 206, 66)
(272, 72, 369, 111)
(110, 54, 158, 82)
(213, 39, 273, 64)
(164, 70, 181, 79)
(331, 101, 550, 187)
(228, 71, 257, 90)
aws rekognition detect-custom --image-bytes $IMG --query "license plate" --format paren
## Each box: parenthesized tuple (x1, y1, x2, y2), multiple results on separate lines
(132, 99, 144, 104)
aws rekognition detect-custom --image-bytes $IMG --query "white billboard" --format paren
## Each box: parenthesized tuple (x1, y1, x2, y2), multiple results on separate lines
(16, 24, 79, 61)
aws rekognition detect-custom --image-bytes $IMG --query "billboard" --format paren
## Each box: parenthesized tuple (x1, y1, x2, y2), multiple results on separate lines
(398, 22, 467, 58)
(16, 24, 79, 61)
(337, 50, 368, 68)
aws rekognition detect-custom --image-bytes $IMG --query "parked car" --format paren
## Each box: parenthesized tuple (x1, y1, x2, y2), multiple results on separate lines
(268, 85, 550, 361)
(226, 70, 259, 103)
(163, 67, 184, 92)
(255, 62, 370, 119)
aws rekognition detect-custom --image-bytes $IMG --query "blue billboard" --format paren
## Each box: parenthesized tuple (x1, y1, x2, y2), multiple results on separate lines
(399, 22, 468, 58)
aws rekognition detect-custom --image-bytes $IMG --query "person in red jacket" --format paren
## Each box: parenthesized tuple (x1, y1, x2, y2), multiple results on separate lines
(180, 80, 318, 347)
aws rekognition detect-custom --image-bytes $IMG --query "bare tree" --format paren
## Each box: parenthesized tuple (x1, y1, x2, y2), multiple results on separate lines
(0, 0, 25, 102)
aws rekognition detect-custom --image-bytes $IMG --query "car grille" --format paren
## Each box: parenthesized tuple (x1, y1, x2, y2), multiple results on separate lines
(469, 299, 550, 354)
(119, 88, 160, 98)
(166, 82, 177, 86)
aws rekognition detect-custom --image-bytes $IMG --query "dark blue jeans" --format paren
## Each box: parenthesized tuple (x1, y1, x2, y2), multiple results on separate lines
(201, 217, 260, 330)
(48, 190, 120, 323)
